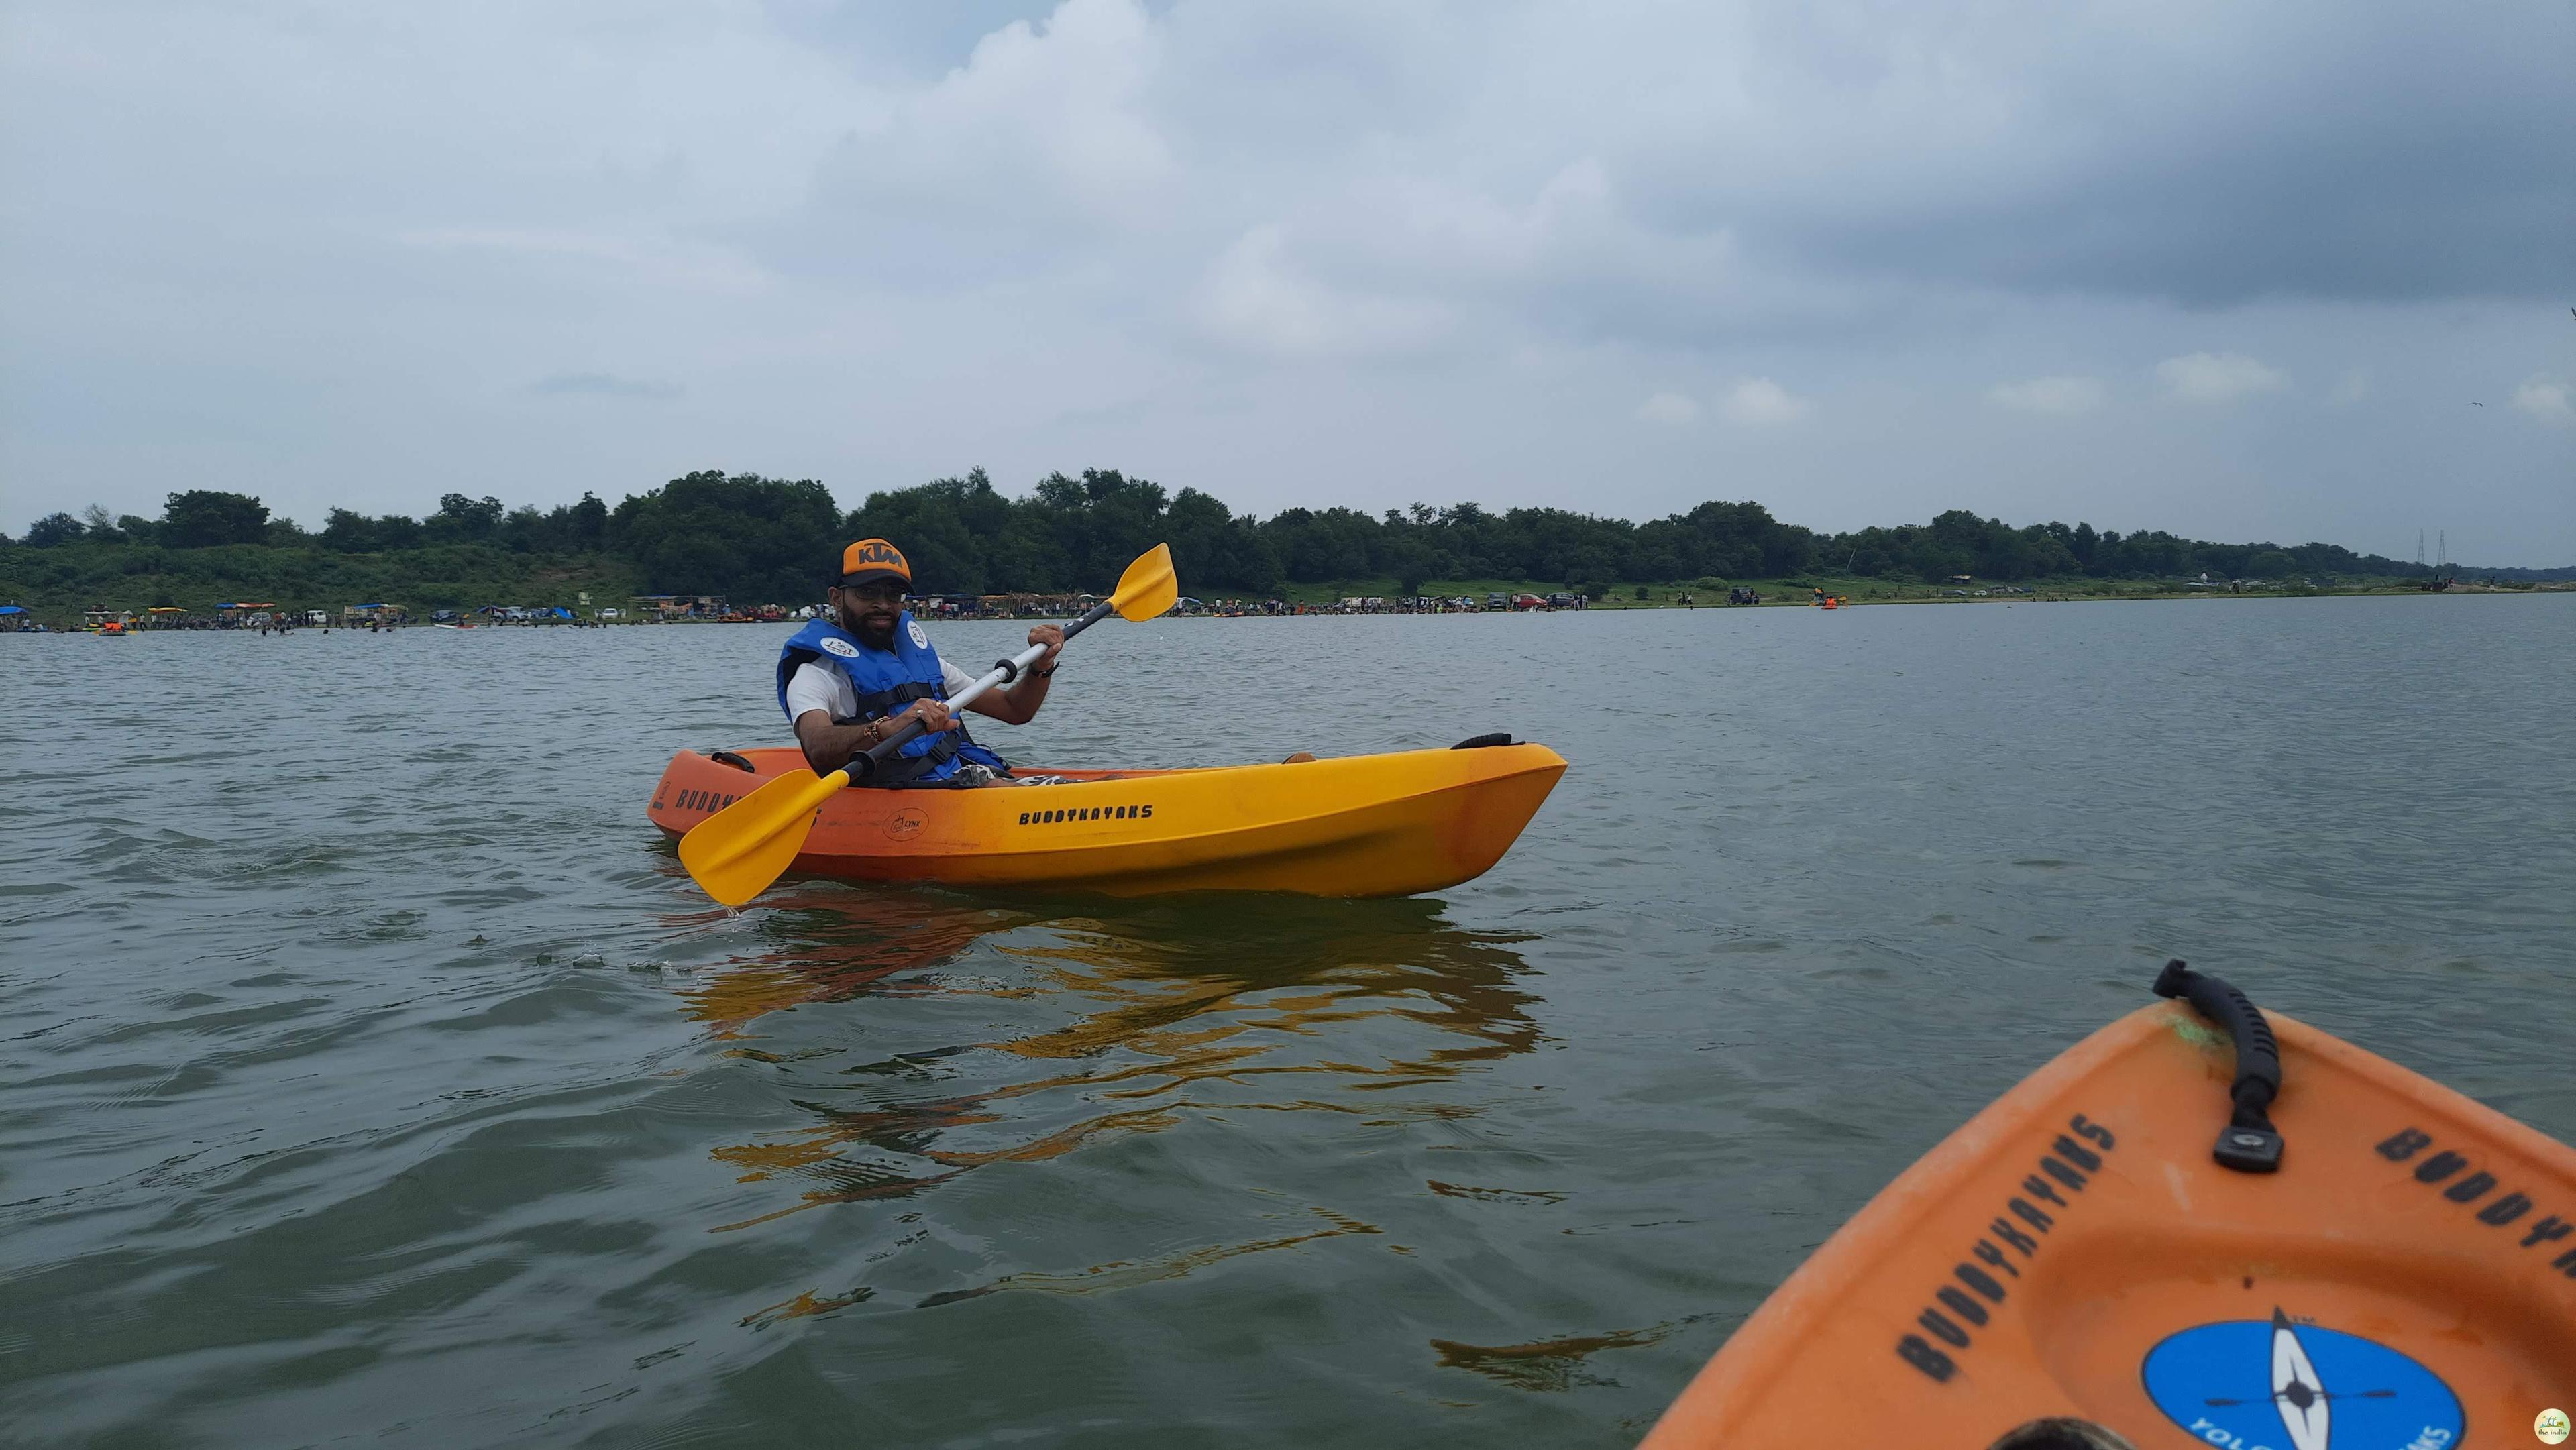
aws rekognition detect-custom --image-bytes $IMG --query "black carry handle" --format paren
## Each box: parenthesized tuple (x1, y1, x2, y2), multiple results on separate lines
(2152, 958, 2285, 1173)
(850, 598, 1118, 782)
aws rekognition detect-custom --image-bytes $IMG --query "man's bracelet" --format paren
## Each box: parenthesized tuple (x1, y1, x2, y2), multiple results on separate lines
(1029, 663, 1057, 679)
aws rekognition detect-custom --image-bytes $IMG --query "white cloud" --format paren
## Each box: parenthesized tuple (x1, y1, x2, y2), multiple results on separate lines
(1718, 377, 1812, 425)
(1987, 376, 2104, 415)
(2512, 375, 2574, 425)
(1636, 391, 1701, 425)
(3, 0, 2573, 562)
(2157, 352, 2288, 404)
(834, 0, 1172, 222)
(1194, 225, 1450, 360)
(394, 228, 767, 294)
(530, 372, 682, 400)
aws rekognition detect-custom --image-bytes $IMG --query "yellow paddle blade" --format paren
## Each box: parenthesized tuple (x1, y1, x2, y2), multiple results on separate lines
(677, 766, 849, 907)
(1110, 543, 1179, 622)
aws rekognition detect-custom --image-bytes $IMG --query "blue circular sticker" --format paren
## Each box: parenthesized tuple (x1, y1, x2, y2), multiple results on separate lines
(2141, 1310, 2461, 1450)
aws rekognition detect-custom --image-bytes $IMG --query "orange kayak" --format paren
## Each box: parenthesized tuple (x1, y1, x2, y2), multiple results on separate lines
(1645, 962, 2576, 1450)
(647, 740, 1565, 897)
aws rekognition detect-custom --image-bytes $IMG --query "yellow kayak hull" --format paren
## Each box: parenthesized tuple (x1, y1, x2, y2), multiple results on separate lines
(648, 742, 1566, 897)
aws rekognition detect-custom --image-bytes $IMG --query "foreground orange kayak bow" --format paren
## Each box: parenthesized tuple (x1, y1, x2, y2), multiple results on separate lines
(1645, 961, 2576, 1450)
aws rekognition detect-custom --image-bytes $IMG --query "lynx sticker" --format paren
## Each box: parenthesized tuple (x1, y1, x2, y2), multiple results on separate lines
(2141, 1310, 2462, 1450)
(907, 620, 929, 649)
(820, 636, 859, 658)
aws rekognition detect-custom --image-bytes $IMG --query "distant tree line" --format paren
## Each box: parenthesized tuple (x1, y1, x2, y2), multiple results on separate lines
(20, 490, 613, 555)
(7, 469, 2544, 608)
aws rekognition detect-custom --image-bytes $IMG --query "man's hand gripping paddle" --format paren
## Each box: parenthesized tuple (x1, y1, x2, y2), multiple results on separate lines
(678, 544, 1178, 907)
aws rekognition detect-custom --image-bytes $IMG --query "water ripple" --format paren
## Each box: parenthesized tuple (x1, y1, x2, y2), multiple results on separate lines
(2, 598, 2570, 1447)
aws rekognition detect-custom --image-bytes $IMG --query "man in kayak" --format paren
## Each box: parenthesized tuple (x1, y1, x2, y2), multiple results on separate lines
(775, 538, 1063, 786)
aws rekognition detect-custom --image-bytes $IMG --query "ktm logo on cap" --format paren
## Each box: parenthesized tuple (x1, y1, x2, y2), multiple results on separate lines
(841, 538, 911, 580)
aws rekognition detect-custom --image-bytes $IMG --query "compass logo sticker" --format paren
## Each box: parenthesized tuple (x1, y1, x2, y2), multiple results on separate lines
(907, 619, 929, 649)
(2141, 1310, 2462, 1450)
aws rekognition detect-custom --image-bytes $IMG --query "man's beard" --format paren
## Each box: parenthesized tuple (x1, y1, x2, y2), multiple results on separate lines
(837, 600, 898, 651)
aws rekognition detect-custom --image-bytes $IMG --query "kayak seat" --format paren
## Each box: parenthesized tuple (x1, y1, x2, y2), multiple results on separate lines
(1450, 733, 1517, 750)
(1986, 1421, 2136, 1450)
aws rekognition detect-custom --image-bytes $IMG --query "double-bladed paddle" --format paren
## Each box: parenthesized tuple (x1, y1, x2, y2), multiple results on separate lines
(678, 543, 1179, 907)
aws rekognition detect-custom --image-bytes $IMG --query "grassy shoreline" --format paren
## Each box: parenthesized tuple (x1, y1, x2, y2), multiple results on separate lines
(5, 541, 2557, 631)
(1244, 575, 2563, 610)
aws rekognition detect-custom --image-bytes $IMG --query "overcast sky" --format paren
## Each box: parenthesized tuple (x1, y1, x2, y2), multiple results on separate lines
(5, 0, 2571, 561)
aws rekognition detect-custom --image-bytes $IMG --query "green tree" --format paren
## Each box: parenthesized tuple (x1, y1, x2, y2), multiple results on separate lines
(610, 471, 841, 603)
(427, 493, 504, 543)
(1, 463, 2461, 629)
(1030, 469, 1170, 586)
(499, 506, 549, 553)
(161, 490, 270, 547)
(1158, 497, 1281, 593)
(569, 491, 608, 547)
(25, 512, 85, 547)
(1387, 536, 1438, 597)
(847, 469, 1018, 594)
(321, 508, 376, 551)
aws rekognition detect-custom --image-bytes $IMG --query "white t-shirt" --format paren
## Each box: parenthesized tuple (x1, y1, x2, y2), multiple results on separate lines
(784, 657, 980, 726)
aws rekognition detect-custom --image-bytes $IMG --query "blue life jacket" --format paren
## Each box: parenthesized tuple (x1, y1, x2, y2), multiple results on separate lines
(775, 614, 1010, 785)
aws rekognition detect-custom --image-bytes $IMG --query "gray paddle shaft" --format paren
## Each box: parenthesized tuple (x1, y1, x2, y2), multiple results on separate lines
(851, 598, 1117, 779)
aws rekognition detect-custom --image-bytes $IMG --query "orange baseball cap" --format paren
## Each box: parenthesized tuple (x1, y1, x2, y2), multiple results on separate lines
(838, 538, 911, 588)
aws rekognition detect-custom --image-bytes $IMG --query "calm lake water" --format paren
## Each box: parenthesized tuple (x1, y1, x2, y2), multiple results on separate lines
(4, 595, 2572, 1448)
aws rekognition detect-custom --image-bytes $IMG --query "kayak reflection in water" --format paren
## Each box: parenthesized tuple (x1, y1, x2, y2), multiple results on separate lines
(679, 891, 1542, 1232)
(776, 537, 1066, 789)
